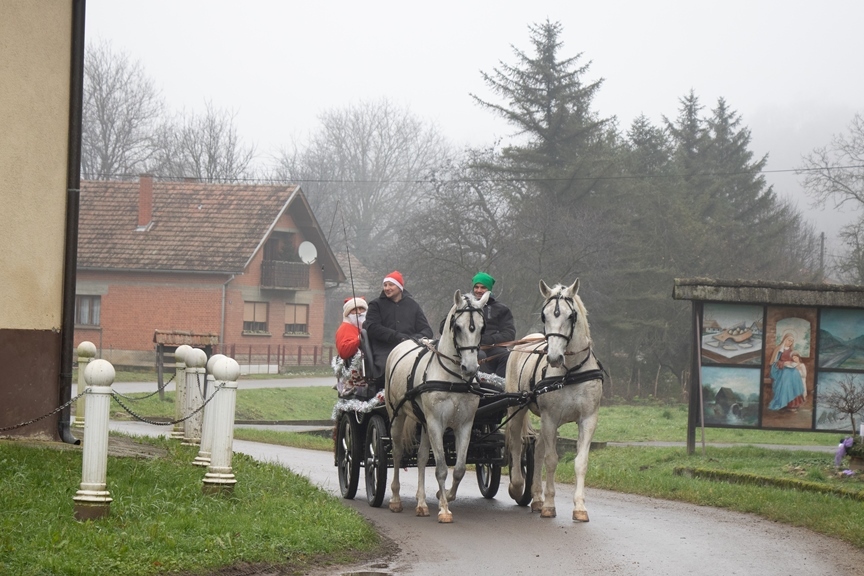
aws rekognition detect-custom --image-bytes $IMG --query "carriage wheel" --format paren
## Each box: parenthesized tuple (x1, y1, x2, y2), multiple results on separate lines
(514, 436, 535, 507)
(364, 414, 389, 508)
(336, 413, 361, 499)
(476, 462, 502, 499)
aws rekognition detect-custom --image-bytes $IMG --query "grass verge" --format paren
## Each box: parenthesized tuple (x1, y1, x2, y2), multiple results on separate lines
(0, 435, 379, 576)
(111, 387, 336, 422)
(559, 445, 864, 548)
(234, 427, 334, 451)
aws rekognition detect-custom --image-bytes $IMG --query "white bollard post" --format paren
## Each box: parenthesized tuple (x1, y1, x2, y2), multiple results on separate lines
(172, 344, 192, 440)
(194, 354, 226, 467)
(73, 359, 115, 521)
(73, 341, 97, 429)
(182, 348, 207, 446)
(203, 356, 240, 494)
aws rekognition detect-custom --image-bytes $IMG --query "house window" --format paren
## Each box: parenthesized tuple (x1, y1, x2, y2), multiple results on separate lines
(263, 233, 296, 261)
(284, 303, 309, 335)
(75, 295, 101, 326)
(243, 302, 269, 333)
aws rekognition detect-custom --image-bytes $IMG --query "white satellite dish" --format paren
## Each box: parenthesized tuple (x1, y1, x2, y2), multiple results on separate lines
(298, 241, 318, 264)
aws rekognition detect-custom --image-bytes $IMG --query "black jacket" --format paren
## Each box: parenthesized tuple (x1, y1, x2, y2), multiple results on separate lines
(479, 296, 515, 347)
(363, 289, 433, 376)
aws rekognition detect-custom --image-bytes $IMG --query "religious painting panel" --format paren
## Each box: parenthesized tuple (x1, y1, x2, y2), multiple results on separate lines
(760, 306, 817, 430)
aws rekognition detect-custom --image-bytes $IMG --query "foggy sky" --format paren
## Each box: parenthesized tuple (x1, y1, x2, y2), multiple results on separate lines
(85, 0, 864, 252)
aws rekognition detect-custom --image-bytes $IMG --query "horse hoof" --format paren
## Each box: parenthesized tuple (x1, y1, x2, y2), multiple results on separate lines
(438, 512, 453, 524)
(416, 506, 429, 517)
(531, 501, 543, 513)
(508, 484, 524, 501)
(389, 502, 403, 513)
(540, 507, 556, 518)
(573, 510, 590, 522)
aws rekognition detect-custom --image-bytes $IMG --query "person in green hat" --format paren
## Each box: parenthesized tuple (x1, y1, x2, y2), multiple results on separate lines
(470, 272, 515, 379)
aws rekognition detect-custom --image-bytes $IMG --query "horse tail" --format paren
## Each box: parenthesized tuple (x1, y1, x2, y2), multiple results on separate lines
(397, 411, 419, 453)
(522, 410, 536, 441)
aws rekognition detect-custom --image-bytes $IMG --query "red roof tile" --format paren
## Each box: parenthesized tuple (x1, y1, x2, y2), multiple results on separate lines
(78, 179, 297, 273)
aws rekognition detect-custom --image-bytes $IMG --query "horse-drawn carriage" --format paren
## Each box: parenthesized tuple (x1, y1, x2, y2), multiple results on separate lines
(333, 367, 536, 508)
(335, 330, 534, 507)
(333, 280, 604, 523)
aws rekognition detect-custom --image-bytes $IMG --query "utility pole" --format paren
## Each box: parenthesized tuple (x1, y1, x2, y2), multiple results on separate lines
(819, 232, 825, 282)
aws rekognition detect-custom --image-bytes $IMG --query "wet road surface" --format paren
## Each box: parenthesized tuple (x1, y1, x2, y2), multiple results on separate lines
(111, 420, 864, 576)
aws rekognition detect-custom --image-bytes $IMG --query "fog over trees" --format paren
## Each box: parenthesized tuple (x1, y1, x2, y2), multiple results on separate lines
(82, 23, 852, 399)
(82, 42, 255, 182)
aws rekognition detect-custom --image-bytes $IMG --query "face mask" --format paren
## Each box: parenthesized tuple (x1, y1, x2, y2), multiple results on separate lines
(346, 312, 366, 327)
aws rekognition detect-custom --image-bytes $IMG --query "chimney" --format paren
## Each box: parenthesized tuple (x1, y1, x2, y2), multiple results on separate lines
(137, 174, 153, 230)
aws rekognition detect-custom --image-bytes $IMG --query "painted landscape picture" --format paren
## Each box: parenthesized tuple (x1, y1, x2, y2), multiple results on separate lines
(818, 308, 864, 370)
(700, 366, 760, 427)
(814, 371, 864, 433)
(701, 303, 764, 365)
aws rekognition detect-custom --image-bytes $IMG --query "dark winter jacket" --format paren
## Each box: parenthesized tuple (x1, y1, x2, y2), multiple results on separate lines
(479, 296, 516, 347)
(363, 289, 433, 377)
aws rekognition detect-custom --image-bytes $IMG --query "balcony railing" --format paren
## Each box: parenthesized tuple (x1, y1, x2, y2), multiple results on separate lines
(261, 260, 310, 290)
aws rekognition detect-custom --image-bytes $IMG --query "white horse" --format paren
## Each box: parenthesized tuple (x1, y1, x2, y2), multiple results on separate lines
(505, 279, 603, 522)
(385, 289, 490, 523)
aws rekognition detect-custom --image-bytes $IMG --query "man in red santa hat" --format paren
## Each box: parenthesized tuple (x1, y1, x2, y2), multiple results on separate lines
(363, 270, 433, 385)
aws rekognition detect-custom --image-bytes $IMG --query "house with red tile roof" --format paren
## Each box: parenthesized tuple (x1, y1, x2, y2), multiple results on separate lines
(74, 175, 345, 370)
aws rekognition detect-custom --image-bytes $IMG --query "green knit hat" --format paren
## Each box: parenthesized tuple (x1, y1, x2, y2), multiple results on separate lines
(472, 272, 495, 291)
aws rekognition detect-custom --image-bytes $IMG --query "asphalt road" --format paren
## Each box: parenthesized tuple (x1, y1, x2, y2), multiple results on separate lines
(111, 420, 864, 576)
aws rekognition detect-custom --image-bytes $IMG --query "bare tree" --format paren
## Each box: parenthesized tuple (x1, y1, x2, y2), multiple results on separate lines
(799, 114, 864, 210)
(800, 114, 864, 281)
(822, 374, 864, 436)
(81, 40, 164, 178)
(152, 102, 256, 182)
(271, 99, 449, 266)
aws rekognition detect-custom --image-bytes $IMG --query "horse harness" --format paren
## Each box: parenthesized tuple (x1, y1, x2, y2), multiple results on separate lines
(389, 297, 488, 423)
(514, 292, 608, 400)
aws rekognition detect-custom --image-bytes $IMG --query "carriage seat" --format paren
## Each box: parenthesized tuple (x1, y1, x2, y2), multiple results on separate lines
(354, 329, 383, 399)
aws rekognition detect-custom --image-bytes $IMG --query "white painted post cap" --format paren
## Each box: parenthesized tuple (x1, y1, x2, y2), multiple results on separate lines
(174, 344, 193, 362)
(84, 359, 116, 387)
(212, 357, 240, 382)
(186, 348, 208, 369)
(77, 341, 97, 358)
(206, 353, 227, 373)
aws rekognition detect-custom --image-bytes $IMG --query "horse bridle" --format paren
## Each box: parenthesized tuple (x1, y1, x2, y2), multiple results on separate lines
(436, 295, 486, 379)
(541, 293, 577, 344)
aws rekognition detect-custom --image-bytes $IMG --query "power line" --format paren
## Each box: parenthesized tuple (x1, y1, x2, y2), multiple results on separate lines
(82, 164, 864, 186)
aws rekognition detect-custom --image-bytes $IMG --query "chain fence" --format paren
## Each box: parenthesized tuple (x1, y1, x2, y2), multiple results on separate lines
(0, 389, 90, 432)
(111, 372, 176, 400)
(1, 372, 226, 432)
(110, 380, 226, 427)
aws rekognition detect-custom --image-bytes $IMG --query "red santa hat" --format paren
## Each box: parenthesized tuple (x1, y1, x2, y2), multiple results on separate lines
(383, 270, 404, 292)
(342, 296, 368, 318)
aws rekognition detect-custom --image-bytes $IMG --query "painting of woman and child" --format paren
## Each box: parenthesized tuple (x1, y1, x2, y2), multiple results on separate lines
(761, 306, 817, 430)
